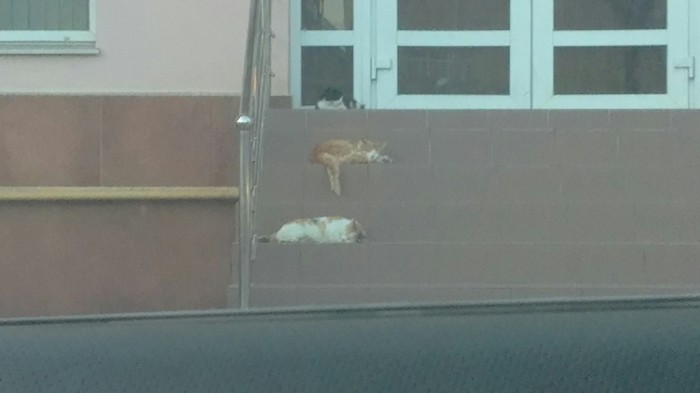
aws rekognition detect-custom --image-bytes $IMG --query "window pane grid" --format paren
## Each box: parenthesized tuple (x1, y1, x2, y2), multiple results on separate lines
(552, 30, 668, 47)
(398, 46, 510, 95)
(301, 46, 354, 106)
(398, 0, 509, 31)
(0, 0, 89, 31)
(554, 46, 667, 95)
(554, 0, 666, 30)
(302, 0, 353, 30)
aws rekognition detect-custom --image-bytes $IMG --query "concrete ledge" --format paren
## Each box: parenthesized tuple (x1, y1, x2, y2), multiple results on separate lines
(0, 187, 239, 202)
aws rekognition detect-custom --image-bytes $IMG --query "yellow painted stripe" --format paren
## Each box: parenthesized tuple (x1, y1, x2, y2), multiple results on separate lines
(0, 187, 239, 202)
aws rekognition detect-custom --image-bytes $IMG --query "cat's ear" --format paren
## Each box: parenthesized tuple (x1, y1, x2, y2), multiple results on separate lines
(352, 219, 366, 242)
(352, 218, 364, 232)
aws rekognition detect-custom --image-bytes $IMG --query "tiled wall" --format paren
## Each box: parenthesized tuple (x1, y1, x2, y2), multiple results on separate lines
(0, 201, 235, 317)
(0, 95, 241, 317)
(254, 109, 700, 307)
(0, 96, 239, 187)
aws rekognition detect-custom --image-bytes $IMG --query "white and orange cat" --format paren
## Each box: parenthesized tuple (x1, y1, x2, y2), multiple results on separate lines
(258, 216, 366, 244)
(313, 139, 392, 196)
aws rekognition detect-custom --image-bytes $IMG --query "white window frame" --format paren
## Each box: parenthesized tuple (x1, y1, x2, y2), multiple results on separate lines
(0, 0, 98, 55)
(691, 0, 700, 108)
(532, 0, 690, 109)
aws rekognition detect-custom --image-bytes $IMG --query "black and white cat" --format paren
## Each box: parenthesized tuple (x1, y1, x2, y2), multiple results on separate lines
(315, 87, 361, 110)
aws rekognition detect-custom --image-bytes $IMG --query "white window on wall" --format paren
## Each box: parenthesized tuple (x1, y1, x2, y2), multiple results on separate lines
(0, 0, 97, 54)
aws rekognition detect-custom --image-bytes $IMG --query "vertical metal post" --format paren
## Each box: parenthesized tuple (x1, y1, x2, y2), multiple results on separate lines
(237, 115, 253, 310)
(234, 0, 271, 310)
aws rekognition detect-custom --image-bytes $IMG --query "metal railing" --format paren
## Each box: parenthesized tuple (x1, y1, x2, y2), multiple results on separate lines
(236, 0, 273, 309)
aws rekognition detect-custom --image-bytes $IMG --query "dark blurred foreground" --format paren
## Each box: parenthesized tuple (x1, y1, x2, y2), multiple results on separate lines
(2, 296, 699, 392)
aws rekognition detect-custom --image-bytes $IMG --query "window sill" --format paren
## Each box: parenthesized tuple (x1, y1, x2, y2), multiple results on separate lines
(0, 42, 99, 55)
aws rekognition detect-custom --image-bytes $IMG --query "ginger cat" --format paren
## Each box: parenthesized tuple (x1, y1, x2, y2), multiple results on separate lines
(258, 216, 366, 244)
(313, 139, 392, 196)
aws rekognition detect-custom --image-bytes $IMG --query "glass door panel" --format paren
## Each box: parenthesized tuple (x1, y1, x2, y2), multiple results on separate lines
(375, 0, 530, 109)
(533, 0, 689, 109)
(301, 46, 354, 106)
(554, 0, 666, 30)
(554, 46, 667, 95)
(397, 47, 510, 95)
(302, 0, 354, 30)
(291, 0, 370, 108)
(398, 0, 510, 31)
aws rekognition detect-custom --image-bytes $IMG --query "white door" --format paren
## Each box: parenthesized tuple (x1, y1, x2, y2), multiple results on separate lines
(374, 0, 531, 109)
(532, 0, 691, 109)
(292, 0, 692, 109)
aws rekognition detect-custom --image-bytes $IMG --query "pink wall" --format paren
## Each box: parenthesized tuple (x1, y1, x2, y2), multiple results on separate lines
(0, 0, 290, 96)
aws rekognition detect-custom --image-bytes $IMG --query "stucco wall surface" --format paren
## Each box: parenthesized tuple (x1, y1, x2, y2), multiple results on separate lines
(0, 0, 290, 95)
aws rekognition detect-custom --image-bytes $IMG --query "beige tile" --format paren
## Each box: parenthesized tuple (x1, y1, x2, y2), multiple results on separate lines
(431, 128, 491, 165)
(101, 96, 215, 186)
(0, 201, 234, 317)
(490, 110, 549, 130)
(611, 109, 670, 130)
(618, 129, 683, 166)
(492, 129, 555, 166)
(427, 110, 490, 129)
(559, 166, 626, 202)
(0, 96, 101, 186)
(367, 110, 427, 131)
(252, 244, 302, 285)
(367, 165, 433, 202)
(549, 110, 610, 130)
(210, 96, 239, 186)
(299, 244, 369, 285)
(553, 129, 618, 167)
(432, 165, 499, 203)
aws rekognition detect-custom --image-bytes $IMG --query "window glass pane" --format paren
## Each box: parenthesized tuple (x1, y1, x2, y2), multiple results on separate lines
(555, 0, 666, 30)
(398, 47, 509, 95)
(554, 46, 666, 94)
(302, 46, 354, 106)
(302, 0, 353, 30)
(398, 0, 509, 30)
(0, 0, 89, 30)
(71, 0, 89, 30)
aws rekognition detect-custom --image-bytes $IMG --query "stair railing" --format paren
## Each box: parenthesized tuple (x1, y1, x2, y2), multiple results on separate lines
(236, 0, 272, 309)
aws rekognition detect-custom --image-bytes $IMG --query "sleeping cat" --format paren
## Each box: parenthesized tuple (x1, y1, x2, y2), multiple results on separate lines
(313, 139, 392, 196)
(315, 87, 360, 110)
(258, 216, 366, 244)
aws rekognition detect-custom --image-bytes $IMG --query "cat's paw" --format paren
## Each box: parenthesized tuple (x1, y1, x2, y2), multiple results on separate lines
(378, 155, 393, 163)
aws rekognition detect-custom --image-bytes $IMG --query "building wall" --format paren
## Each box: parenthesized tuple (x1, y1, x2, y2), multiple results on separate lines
(0, 96, 238, 186)
(0, 95, 239, 318)
(0, 0, 295, 317)
(0, 0, 291, 96)
(0, 200, 236, 318)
